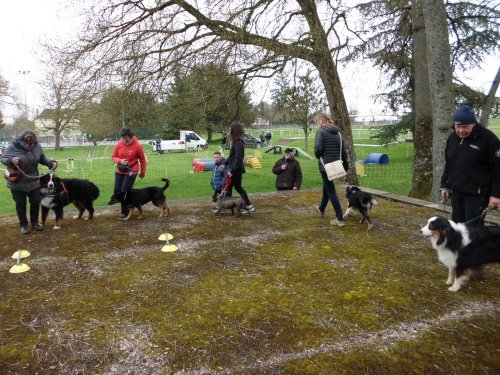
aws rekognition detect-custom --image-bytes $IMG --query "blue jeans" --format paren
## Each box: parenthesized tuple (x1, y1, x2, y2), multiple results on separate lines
(319, 170, 344, 221)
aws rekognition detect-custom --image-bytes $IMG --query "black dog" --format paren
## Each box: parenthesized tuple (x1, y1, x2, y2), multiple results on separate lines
(108, 178, 170, 220)
(40, 173, 100, 229)
(420, 216, 500, 291)
(343, 185, 378, 229)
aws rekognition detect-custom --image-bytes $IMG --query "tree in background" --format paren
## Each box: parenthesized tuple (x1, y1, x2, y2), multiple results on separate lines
(0, 74, 10, 131)
(80, 86, 166, 142)
(37, 54, 95, 150)
(355, 0, 499, 199)
(422, 0, 455, 200)
(272, 70, 325, 151)
(165, 64, 255, 141)
(66, 0, 362, 184)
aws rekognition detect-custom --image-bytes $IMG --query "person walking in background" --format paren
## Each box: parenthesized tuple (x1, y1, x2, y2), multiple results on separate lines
(272, 147, 302, 191)
(210, 151, 228, 204)
(313, 112, 348, 227)
(265, 130, 272, 147)
(112, 127, 147, 219)
(441, 105, 500, 224)
(1, 130, 58, 234)
(259, 131, 265, 144)
(219, 122, 255, 213)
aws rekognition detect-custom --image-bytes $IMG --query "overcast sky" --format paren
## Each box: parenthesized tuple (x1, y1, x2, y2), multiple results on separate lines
(0, 1, 497, 124)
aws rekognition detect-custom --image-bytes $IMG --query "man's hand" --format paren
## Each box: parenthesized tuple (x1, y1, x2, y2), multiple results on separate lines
(11, 157, 20, 165)
(440, 188, 450, 200)
(139, 174, 145, 179)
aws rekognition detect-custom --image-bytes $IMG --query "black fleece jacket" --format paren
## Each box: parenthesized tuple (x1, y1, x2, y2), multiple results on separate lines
(441, 123, 500, 197)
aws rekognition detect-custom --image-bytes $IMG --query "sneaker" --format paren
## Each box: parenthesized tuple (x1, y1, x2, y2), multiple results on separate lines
(316, 207, 325, 217)
(20, 226, 31, 235)
(32, 223, 44, 232)
(244, 205, 255, 213)
(212, 207, 222, 214)
(330, 219, 345, 227)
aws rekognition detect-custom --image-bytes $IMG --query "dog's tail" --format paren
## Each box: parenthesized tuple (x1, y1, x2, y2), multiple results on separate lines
(161, 178, 170, 191)
(361, 196, 377, 207)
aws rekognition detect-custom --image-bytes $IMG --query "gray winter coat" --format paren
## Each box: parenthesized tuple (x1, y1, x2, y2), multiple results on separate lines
(1, 139, 55, 192)
(314, 125, 349, 172)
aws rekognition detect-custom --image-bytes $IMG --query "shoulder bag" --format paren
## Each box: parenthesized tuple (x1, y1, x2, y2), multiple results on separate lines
(320, 134, 346, 181)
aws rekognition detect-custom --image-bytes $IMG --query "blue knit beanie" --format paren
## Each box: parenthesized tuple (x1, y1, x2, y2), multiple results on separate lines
(453, 106, 477, 126)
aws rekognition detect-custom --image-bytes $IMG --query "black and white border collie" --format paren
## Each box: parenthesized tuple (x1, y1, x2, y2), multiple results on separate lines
(420, 216, 500, 291)
(343, 186, 378, 229)
(39, 173, 100, 229)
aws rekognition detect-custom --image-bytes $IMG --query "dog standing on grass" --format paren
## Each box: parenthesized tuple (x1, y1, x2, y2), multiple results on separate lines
(214, 195, 246, 217)
(420, 216, 500, 291)
(109, 178, 170, 220)
(343, 185, 378, 229)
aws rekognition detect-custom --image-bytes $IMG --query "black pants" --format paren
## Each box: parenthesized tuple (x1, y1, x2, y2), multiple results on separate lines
(226, 172, 251, 206)
(451, 190, 489, 227)
(319, 170, 344, 221)
(277, 187, 293, 191)
(114, 172, 137, 215)
(11, 189, 42, 227)
(212, 189, 222, 202)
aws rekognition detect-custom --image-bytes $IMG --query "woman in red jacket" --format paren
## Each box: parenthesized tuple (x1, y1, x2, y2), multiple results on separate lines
(111, 127, 147, 218)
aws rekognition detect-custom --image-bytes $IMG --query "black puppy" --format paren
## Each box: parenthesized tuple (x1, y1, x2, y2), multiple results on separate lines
(343, 185, 378, 229)
(109, 178, 170, 220)
(40, 173, 100, 229)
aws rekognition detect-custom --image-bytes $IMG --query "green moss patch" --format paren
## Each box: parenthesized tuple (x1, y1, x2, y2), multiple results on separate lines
(0, 191, 498, 373)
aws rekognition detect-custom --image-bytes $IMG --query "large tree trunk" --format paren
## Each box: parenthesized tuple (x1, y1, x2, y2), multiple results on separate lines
(314, 56, 358, 185)
(479, 65, 500, 127)
(422, 0, 455, 202)
(410, 0, 433, 199)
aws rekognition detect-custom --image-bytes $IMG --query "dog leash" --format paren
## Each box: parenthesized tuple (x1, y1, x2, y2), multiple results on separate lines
(12, 163, 57, 179)
(463, 206, 497, 226)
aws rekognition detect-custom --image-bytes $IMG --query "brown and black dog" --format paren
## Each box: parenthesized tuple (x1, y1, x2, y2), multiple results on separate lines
(109, 178, 170, 220)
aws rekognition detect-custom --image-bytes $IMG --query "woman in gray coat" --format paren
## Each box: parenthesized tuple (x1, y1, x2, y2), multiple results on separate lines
(313, 113, 348, 226)
(2, 130, 57, 234)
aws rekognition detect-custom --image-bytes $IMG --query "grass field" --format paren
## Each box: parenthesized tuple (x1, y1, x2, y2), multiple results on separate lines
(1, 120, 499, 216)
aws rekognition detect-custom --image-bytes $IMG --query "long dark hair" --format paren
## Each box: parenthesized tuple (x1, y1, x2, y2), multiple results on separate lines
(227, 122, 244, 144)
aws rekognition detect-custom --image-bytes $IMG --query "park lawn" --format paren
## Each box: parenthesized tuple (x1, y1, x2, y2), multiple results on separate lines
(1, 119, 499, 216)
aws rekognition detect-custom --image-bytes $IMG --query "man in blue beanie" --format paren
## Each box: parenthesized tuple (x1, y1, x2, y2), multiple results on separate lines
(441, 105, 500, 223)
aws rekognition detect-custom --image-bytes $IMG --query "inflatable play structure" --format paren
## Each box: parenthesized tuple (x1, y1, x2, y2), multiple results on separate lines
(362, 153, 389, 165)
(192, 158, 215, 173)
(244, 155, 262, 169)
(193, 154, 263, 173)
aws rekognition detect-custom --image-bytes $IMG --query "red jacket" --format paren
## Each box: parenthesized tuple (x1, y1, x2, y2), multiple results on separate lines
(112, 136, 147, 176)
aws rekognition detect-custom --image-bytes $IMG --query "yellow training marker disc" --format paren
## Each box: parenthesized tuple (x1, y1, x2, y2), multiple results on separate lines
(161, 244, 178, 253)
(12, 250, 31, 259)
(158, 233, 174, 241)
(9, 263, 30, 273)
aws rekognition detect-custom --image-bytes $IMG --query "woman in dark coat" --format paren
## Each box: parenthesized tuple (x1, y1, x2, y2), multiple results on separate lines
(1, 130, 57, 234)
(220, 122, 255, 213)
(313, 112, 348, 226)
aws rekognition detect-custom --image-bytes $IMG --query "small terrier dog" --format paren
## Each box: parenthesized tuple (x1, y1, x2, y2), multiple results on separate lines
(215, 195, 246, 217)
